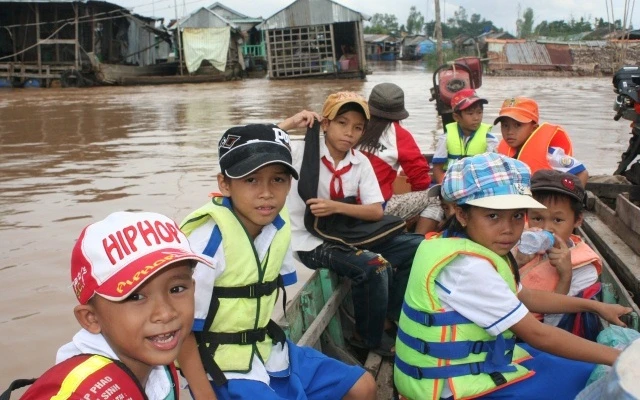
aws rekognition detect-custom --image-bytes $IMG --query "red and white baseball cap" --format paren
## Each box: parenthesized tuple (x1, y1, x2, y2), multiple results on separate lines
(71, 211, 213, 304)
(450, 88, 488, 112)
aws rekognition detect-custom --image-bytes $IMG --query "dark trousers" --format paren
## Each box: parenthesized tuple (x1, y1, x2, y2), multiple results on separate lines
(297, 233, 424, 348)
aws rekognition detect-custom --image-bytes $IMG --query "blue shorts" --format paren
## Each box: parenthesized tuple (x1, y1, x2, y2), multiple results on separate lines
(475, 344, 596, 400)
(212, 340, 366, 400)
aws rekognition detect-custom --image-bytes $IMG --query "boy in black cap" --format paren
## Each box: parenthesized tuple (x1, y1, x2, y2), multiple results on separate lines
(518, 169, 601, 334)
(178, 124, 375, 400)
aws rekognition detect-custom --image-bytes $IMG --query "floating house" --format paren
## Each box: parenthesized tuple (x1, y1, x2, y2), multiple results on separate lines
(172, 6, 244, 79)
(259, 0, 369, 79)
(486, 38, 640, 75)
(0, 0, 173, 87)
(399, 35, 426, 60)
(364, 34, 400, 61)
(207, 2, 267, 74)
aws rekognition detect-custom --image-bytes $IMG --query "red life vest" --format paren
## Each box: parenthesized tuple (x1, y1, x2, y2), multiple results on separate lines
(519, 234, 602, 320)
(17, 354, 178, 400)
(497, 122, 573, 174)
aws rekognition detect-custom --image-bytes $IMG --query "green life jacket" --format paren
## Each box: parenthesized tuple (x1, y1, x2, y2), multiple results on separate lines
(444, 122, 492, 170)
(394, 237, 534, 400)
(180, 197, 289, 377)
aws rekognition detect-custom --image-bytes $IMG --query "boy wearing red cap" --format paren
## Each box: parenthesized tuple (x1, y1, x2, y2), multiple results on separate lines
(432, 88, 499, 183)
(12, 211, 213, 400)
(495, 97, 588, 187)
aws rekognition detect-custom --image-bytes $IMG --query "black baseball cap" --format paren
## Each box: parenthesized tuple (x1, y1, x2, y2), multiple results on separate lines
(218, 124, 299, 179)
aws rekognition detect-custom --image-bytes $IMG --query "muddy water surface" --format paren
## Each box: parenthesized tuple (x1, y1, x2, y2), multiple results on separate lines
(0, 61, 631, 385)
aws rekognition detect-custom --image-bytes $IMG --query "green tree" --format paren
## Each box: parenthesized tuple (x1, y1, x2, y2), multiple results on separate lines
(406, 6, 425, 35)
(517, 8, 534, 38)
(364, 13, 399, 34)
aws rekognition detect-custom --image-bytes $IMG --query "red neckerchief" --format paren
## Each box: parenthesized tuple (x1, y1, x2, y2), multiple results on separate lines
(321, 156, 353, 199)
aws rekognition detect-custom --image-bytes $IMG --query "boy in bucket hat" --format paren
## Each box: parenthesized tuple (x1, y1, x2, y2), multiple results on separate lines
(12, 211, 213, 400)
(517, 170, 601, 335)
(432, 88, 499, 183)
(394, 153, 632, 400)
(178, 124, 376, 400)
(357, 82, 441, 235)
(495, 97, 589, 187)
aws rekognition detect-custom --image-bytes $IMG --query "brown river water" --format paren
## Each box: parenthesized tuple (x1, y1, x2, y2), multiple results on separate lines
(0, 61, 632, 386)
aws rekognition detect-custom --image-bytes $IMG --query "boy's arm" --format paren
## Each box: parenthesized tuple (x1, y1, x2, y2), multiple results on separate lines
(278, 110, 321, 133)
(432, 163, 446, 184)
(518, 286, 632, 324)
(547, 234, 573, 294)
(177, 333, 217, 400)
(510, 312, 621, 366)
(306, 198, 384, 221)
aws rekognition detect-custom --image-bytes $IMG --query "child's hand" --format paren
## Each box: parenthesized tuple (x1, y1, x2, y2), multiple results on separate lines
(513, 247, 536, 267)
(595, 302, 634, 327)
(307, 198, 339, 217)
(548, 234, 572, 277)
(279, 110, 321, 131)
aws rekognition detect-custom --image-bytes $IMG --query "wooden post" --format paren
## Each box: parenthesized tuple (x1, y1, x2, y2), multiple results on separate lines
(173, 0, 183, 75)
(356, 21, 366, 73)
(329, 24, 336, 72)
(74, 4, 79, 69)
(35, 4, 41, 74)
(265, 30, 273, 78)
(54, 6, 60, 63)
(434, 0, 443, 66)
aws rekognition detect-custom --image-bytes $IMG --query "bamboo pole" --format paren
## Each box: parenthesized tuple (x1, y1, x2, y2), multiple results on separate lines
(434, 0, 443, 66)
(35, 4, 41, 74)
(174, 0, 183, 75)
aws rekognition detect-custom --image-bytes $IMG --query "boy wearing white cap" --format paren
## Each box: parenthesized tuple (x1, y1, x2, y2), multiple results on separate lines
(178, 124, 375, 400)
(14, 211, 213, 400)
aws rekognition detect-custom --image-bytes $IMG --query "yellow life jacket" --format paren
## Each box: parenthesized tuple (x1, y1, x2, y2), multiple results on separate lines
(180, 197, 290, 375)
(444, 122, 492, 170)
(520, 234, 601, 293)
(394, 237, 534, 400)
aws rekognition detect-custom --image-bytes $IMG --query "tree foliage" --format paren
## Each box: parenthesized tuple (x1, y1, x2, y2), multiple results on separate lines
(534, 16, 595, 37)
(364, 13, 399, 34)
(406, 6, 425, 35)
(517, 8, 535, 38)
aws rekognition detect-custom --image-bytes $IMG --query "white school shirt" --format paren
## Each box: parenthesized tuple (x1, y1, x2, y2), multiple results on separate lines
(187, 214, 297, 385)
(287, 139, 385, 253)
(434, 254, 529, 399)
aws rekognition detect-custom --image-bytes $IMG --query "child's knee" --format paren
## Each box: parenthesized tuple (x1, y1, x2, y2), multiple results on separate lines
(344, 372, 376, 400)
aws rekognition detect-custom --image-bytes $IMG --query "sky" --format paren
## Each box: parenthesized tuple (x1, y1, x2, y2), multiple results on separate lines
(115, 0, 639, 35)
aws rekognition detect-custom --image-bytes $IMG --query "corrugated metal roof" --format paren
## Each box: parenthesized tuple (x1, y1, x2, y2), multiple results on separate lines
(177, 7, 238, 30)
(504, 42, 552, 64)
(364, 34, 399, 43)
(403, 35, 427, 46)
(259, 0, 365, 30)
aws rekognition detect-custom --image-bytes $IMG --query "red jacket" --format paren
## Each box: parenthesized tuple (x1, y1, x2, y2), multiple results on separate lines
(360, 122, 431, 201)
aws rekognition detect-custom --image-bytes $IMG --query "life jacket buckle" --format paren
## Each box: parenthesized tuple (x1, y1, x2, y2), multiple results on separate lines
(471, 340, 484, 354)
(469, 362, 482, 375)
(421, 313, 434, 327)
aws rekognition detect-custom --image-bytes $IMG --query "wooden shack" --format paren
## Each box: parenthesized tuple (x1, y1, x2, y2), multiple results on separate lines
(0, 0, 171, 87)
(258, 0, 368, 79)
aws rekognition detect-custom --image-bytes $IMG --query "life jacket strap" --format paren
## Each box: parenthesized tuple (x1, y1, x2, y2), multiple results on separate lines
(394, 354, 517, 380)
(0, 379, 37, 400)
(199, 320, 286, 346)
(215, 275, 284, 299)
(402, 301, 472, 326)
(397, 327, 516, 360)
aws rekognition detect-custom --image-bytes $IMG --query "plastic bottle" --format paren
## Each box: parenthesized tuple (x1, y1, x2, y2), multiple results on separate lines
(518, 230, 555, 254)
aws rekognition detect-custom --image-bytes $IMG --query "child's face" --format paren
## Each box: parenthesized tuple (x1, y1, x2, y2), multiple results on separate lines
(218, 164, 292, 238)
(82, 262, 195, 384)
(457, 206, 526, 256)
(528, 196, 582, 243)
(441, 200, 456, 219)
(499, 118, 537, 150)
(321, 110, 366, 158)
(452, 104, 483, 134)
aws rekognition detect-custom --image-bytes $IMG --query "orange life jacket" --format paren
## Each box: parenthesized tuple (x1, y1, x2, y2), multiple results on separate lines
(519, 234, 601, 321)
(497, 123, 573, 174)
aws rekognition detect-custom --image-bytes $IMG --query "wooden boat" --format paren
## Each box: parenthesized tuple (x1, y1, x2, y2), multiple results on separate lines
(276, 185, 640, 399)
